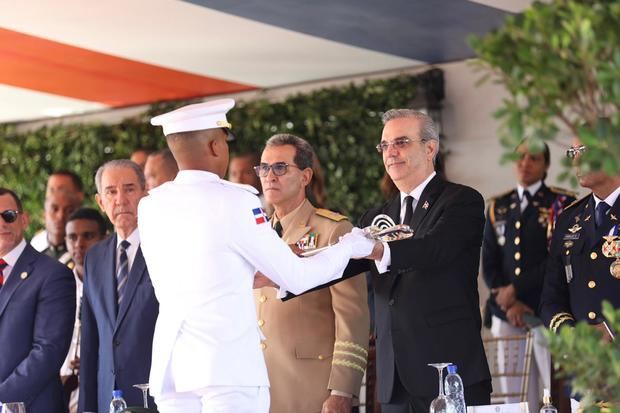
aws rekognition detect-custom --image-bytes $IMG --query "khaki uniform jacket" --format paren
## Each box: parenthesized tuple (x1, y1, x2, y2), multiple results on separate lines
(255, 199, 369, 413)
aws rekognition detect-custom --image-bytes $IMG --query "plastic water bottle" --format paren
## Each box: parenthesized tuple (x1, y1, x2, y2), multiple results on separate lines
(539, 388, 558, 413)
(444, 364, 466, 413)
(109, 389, 127, 413)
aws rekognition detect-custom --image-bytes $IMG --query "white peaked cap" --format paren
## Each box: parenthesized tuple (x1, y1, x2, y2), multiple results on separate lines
(150, 98, 235, 136)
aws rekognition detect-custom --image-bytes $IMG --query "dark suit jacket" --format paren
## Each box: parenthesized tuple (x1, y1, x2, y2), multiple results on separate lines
(281, 176, 492, 401)
(360, 176, 491, 401)
(0, 243, 75, 413)
(79, 234, 159, 413)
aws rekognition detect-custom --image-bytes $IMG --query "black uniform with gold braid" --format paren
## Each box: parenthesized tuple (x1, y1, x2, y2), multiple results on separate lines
(482, 183, 576, 322)
(541, 192, 620, 332)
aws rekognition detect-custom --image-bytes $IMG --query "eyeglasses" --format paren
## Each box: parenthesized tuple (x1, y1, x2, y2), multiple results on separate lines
(254, 162, 302, 177)
(566, 144, 587, 159)
(0, 210, 20, 223)
(376, 137, 424, 153)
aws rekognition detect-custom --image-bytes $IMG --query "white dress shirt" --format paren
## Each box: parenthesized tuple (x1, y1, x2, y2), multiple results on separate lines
(376, 171, 436, 274)
(116, 228, 140, 271)
(2, 238, 27, 281)
(593, 185, 620, 235)
(517, 180, 542, 212)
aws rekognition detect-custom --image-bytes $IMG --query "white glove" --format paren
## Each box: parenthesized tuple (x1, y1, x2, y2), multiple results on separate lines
(339, 227, 375, 259)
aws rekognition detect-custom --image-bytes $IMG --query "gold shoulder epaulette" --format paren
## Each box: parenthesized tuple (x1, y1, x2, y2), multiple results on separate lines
(549, 186, 578, 198)
(488, 199, 497, 225)
(563, 195, 589, 212)
(315, 208, 348, 222)
(486, 188, 514, 203)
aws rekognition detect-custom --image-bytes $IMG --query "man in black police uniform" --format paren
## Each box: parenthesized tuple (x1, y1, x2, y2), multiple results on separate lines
(541, 136, 620, 339)
(482, 141, 575, 410)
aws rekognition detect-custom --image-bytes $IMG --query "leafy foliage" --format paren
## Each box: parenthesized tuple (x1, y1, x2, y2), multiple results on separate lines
(469, 0, 620, 178)
(545, 301, 620, 412)
(0, 75, 420, 236)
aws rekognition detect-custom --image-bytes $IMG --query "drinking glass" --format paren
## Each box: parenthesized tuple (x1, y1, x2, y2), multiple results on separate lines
(133, 383, 150, 408)
(428, 363, 456, 413)
(1, 402, 26, 413)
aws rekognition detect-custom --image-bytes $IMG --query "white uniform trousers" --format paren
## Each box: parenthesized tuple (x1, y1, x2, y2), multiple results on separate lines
(155, 386, 270, 413)
(491, 316, 551, 413)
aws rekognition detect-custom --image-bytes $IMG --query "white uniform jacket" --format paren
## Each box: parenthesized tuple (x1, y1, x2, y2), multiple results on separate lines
(138, 170, 357, 397)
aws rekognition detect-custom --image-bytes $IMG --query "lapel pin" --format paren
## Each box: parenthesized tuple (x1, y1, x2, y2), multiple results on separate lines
(20, 271, 28, 280)
(611, 214, 618, 222)
(422, 201, 429, 210)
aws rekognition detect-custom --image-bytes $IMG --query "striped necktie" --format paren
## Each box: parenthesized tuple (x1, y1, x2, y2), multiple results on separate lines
(0, 258, 7, 289)
(116, 240, 130, 305)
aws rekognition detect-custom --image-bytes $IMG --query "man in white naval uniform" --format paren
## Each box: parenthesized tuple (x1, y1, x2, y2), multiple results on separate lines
(140, 98, 377, 413)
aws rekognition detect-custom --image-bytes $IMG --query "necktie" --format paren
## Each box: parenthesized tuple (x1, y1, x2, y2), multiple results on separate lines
(0, 258, 7, 289)
(116, 240, 130, 305)
(274, 221, 283, 238)
(521, 190, 533, 212)
(403, 195, 414, 225)
(595, 202, 611, 228)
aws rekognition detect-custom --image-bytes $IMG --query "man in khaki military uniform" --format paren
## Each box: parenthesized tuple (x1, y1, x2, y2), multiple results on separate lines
(254, 133, 369, 413)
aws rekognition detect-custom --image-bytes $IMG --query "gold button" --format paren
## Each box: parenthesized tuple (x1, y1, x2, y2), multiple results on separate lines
(318, 355, 324, 360)
(565, 250, 570, 255)
(515, 221, 521, 229)
(590, 252, 598, 260)
(515, 267, 521, 276)
(588, 281, 596, 289)
(259, 295, 267, 303)
(258, 319, 265, 327)
(514, 237, 520, 245)
(588, 312, 596, 320)
(260, 342, 267, 350)
(514, 252, 521, 260)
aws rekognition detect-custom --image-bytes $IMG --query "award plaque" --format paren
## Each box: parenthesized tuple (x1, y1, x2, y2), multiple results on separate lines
(299, 214, 413, 257)
(363, 214, 414, 242)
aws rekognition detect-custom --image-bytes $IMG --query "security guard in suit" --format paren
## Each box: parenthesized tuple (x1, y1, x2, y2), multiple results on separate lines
(541, 137, 620, 338)
(482, 141, 575, 411)
(255, 134, 369, 413)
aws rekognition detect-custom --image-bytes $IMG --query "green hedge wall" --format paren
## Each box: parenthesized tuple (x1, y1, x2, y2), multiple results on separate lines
(0, 74, 419, 236)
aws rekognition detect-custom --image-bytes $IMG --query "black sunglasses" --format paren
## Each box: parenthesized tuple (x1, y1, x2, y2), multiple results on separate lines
(0, 209, 20, 223)
(253, 162, 301, 177)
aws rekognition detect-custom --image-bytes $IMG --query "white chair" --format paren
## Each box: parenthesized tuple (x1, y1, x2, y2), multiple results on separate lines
(482, 332, 534, 404)
(467, 402, 529, 412)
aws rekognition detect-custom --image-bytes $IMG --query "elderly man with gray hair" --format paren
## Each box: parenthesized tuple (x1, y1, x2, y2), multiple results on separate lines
(289, 109, 493, 412)
(79, 159, 159, 413)
(359, 109, 492, 412)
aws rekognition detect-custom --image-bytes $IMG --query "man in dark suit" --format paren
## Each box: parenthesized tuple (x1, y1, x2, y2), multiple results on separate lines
(79, 160, 159, 413)
(541, 136, 620, 338)
(361, 110, 492, 412)
(482, 142, 575, 411)
(0, 187, 75, 413)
